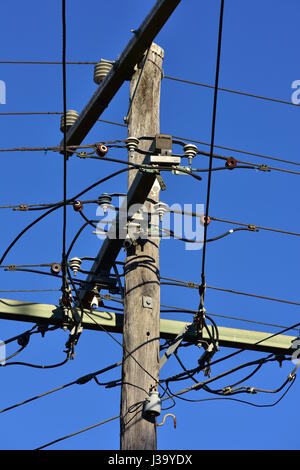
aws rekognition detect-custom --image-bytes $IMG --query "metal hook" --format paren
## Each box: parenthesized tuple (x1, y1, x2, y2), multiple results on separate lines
(156, 413, 176, 429)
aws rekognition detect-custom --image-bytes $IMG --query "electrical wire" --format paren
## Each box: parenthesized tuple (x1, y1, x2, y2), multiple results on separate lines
(160, 275, 300, 308)
(159, 226, 256, 244)
(162, 318, 300, 400)
(0, 167, 131, 266)
(0, 360, 122, 415)
(0, 60, 296, 108)
(160, 304, 300, 333)
(0, 289, 61, 293)
(61, 0, 68, 298)
(0, 337, 173, 417)
(198, 0, 225, 320)
(85, 308, 175, 404)
(164, 75, 298, 108)
(35, 414, 120, 450)
(165, 207, 300, 238)
(165, 377, 295, 407)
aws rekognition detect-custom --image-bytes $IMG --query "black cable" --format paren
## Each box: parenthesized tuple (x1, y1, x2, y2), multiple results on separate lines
(165, 377, 295, 407)
(66, 221, 90, 259)
(210, 215, 300, 238)
(1, 354, 69, 369)
(199, 0, 225, 315)
(0, 360, 122, 415)
(160, 276, 300, 309)
(35, 415, 120, 450)
(159, 226, 256, 244)
(164, 75, 299, 108)
(161, 305, 300, 333)
(1, 129, 299, 170)
(162, 318, 300, 397)
(172, 134, 300, 168)
(0, 167, 130, 265)
(61, 0, 68, 296)
(85, 309, 176, 405)
(126, 48, 150, 121)
(0, 60, 296, 108)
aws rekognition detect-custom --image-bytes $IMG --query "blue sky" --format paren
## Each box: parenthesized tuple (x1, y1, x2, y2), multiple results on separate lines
(0, 0, 300, 450)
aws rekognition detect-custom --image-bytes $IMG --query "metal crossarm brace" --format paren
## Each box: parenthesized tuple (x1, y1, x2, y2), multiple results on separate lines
(0, 298, 296, 355)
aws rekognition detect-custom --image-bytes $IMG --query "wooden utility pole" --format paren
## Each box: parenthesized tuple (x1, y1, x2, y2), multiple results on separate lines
(120, 43, 164, 450)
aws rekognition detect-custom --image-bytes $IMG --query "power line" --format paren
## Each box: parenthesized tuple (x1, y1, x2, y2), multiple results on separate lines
(0, 123, 299, 172)
(199, 0, 225, 316)
(160, 303, 300, 333)
(160, 275, 300, 308)
(0, 360, 122, 415)
(61, 0, 68, 296)
(1, 60, 297, 108)
(0, 113, 128, 129)
(0, 60, 98, 65)
(161, 318, 300, 404)
(35, 414, 119, 450)
(167, 207, 300, 238)
(164, 75, 298, 108)
(0, 167, 131, 266)
(0, 289, 61, 293)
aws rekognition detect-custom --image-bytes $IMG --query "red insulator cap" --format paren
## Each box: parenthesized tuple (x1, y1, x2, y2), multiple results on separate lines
(73, 200, 83, 212)
(96, 143, 108, 157)
(200, 215, 211, 226)
(225, 157, 237, 169)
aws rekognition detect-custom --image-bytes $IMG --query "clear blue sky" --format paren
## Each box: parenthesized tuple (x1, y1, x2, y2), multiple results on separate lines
(0, 0, 300, 450)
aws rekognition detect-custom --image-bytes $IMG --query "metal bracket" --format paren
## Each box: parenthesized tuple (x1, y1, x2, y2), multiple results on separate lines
(143, 296, 153, 309)
(160, 324, 193, 369)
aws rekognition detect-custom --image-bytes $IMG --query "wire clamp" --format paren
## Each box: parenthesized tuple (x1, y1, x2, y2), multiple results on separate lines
(258, 164, 270, 172)
(222, 386, 232, 395)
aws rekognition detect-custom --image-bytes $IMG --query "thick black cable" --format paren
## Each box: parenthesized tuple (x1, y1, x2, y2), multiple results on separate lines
(61, 0, 68, 295)
(200, 0, 225, 313)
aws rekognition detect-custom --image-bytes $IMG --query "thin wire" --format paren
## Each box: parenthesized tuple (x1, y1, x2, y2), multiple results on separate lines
(160, 303, 300, 333)
(165, 207, 300, 238)
(0, 289, 61, 293)
(0, 132, 299, 172)
(164, 75, 299, 108)
(0, 113, 128, 130)
(1, 355, 69, 369)
(0, 60, 98, 65)
(85, 309, 175, 404)
(159, 226, 256, 244)
(165, 378, 295, 407)
(35, 415, 120, 450)
(162, 319, 300, 401)
(126, 48, 150, 121)
(160, 275, 300, 308)
(0, 60, 296, 108)
(0, 338, 172, 417)
(0, 360, 122, 415)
